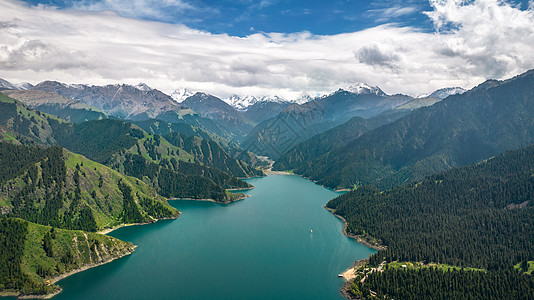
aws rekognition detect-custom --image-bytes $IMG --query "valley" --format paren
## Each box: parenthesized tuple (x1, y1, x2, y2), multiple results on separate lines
(1, 68, 534, 299)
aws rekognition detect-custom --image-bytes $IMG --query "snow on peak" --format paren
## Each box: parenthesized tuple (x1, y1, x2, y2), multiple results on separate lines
(0, 78, 18, 90)
(427, 87, 466, 99)
(225, 94, 289, 110)
(135, 82, 152, 92)
(171, 88, 196, 103)
(341, 83, 387, 96)
(225, 94, 258, 110)
(294, 93, 316, 104)
(257, 95, 286, 103)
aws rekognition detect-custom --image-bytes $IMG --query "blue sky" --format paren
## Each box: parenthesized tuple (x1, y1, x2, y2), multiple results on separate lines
(15, 0, 466, 35)
(2, 0, 534, 98)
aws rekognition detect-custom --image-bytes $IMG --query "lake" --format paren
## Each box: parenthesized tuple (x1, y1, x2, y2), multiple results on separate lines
(52, 174, 375, 299)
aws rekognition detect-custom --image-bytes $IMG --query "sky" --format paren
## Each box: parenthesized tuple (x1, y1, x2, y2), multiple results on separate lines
(1, 0, 534, 99)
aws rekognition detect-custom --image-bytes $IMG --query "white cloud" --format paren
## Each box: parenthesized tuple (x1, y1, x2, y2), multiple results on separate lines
(1, 0, 534, 99)
(368, 5, 420, 22)
(72, 0, 199, 21)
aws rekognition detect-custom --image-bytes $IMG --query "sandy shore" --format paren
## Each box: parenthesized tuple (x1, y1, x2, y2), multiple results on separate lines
(98, 214, 180, 235)
(168, 194, 251, 205)
(264, 169, 294, 175)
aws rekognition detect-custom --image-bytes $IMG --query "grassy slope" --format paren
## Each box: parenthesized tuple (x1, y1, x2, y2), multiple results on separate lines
(0, 144, 179, 231)
(0, 218, 134, 297)
(64, 151, 179, 229)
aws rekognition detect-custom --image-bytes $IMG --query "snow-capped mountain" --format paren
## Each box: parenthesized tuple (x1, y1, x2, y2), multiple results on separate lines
(0, 78, 33, 90)
(171, 88, 196, 103)
(224, 94, 289, 111)
(135, 82, 152, 92)
(0, 78, 19, 90)
(427, 87, 466, 99)
(340, 83, 387, 97)
(294, 93, 316, 104)
(225, 94, 259, 110)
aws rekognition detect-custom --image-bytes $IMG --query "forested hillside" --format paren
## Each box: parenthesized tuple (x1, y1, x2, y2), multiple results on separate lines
(294, 70, 534, 190)
(3, 90, 108, 123)
(0, 218, 135, 297)
(273, 111, 409, 171)
(0, 142, 179, 232)
(327, 144, 534, 299)
(0, 95, 256, 202)
(164, 132, 263, 178)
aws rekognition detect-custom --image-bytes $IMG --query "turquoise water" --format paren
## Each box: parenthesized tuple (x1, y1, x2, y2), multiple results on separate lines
(52, 175, 375, 299)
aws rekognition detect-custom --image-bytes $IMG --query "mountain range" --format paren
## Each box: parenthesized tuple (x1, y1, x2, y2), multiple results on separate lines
(1, 68, 533, 298)
(275, 69, 534, 189)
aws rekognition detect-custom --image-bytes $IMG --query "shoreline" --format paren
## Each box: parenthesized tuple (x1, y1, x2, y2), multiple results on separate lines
(263, 169, 294, 175)
(168, 194, 251, 205)
(2, 248, 136, 300)
(340, 259, 369, 300)
(49, 247, 136, 285)
(98, 214, 180, 235)
(324, 207, 386, 251)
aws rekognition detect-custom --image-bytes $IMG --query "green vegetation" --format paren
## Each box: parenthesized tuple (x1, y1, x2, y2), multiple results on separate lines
(292, 70, 534, 190)
(0, 142, 179, 232)
(49, 119, 253, 201)
(164, 131, 263, 178)
(0, 96, 257, 202)
(273, 112, 408, 171)
(3, 89, 108, 124)
(0, 92, 64, 146)
(346, 266, 534, 300)
(0, 217, 135, 297)
(329, 144, 534, 299)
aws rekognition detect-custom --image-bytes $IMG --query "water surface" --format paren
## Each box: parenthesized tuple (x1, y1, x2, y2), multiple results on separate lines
(53, 175, 375, 299)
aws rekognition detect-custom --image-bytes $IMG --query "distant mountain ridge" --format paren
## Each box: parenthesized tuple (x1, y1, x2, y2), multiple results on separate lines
(31, 81, 180, 120)
(3, 90, 107, 123)
(285, 69, 534, 190)
(243, 88, 415, 159)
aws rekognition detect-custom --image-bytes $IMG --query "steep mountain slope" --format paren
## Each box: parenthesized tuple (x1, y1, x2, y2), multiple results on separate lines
(428, 87, 466, 99)
(243, 88, 413, 159)
(273, 111, 410, 171)
(241, 100, 291, 125)
(181, 92, 253, 138)
(47, 119, 252, 198)
(0, 96, 253, 202)
(163, 132, 263, 178)
(31, 81, 181, 120)
(0, 92, 63, 146)
(0, 78, 20, 90)
(132, 119, 266, 170)
(328, 144, 534, 298)
(3, 90, 107, 123)
(152, 112, 235, 142)
(0, 218, 135, 297)
(298, 69, 534, 189)
(395, 87, 466, 111)
(0, 143, 179, 232)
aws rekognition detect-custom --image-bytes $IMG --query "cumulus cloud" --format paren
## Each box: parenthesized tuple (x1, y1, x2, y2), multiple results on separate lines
(1, 0, 534, 99)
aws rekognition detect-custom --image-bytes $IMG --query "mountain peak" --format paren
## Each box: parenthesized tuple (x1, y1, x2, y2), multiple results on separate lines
(225, 94, 258, 110)
(427, 87, 466, 99)
(135, 82, 152, 92)
(338, 83, 387, 97)
(224, 94, 288, 111)
(170, 88, 196, 103)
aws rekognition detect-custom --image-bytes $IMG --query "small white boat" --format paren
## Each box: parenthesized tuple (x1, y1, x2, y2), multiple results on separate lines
(337, 274, 343, 277)
(310, 229, 313, 233)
